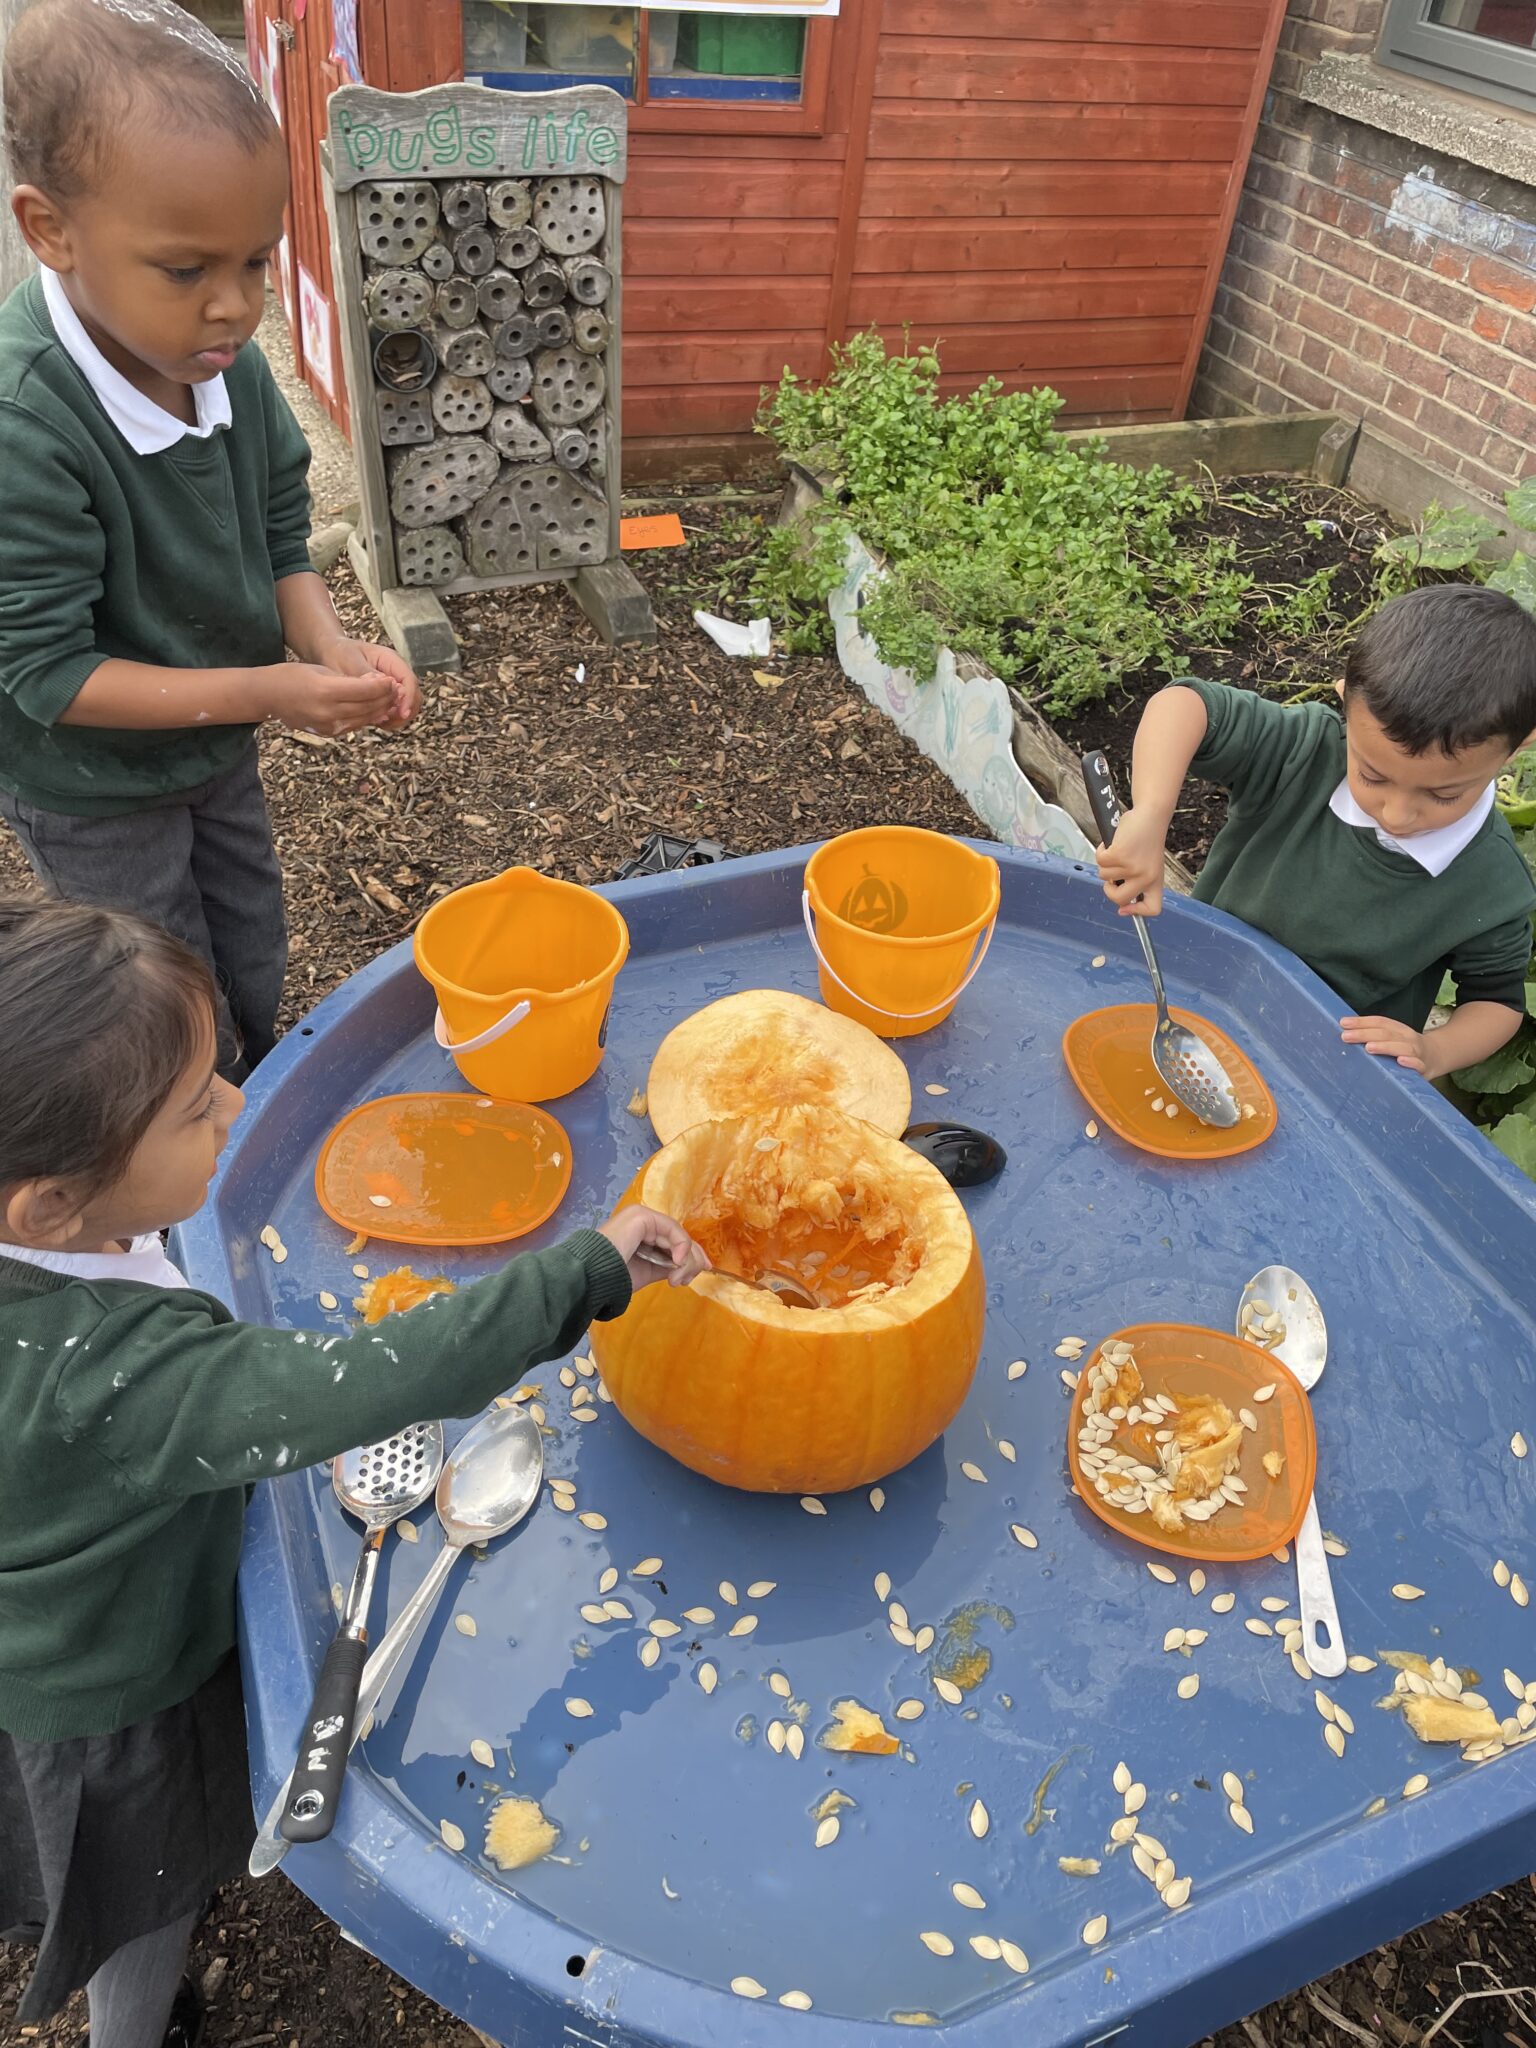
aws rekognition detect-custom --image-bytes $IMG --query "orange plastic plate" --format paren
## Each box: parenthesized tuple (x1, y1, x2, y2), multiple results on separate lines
(316, 1092, 572, 1248)
(1062, 1003, 1277, 1160)
(1067, 1324, 1317, 1563)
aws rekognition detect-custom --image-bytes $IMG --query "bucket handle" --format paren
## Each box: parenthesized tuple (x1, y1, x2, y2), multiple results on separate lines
(434, 998, 532, 1059)
(800, 891, 996, 1022)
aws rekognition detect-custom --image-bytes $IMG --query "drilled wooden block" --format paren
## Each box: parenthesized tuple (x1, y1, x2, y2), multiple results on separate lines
(396, 523, 466, 588)
(356, 180, 440, 264)
(490, 405, 553, 464)
(364, 267, 434, 333)
(497, 226, 542, 270)
(533, 175, 605, 256)
(488, 356, 533, 405)
(535, 306, 573, 349)
(520, 257, 565, 311)
(487, 178, 533, 229)
(389, 438, 498, 527)
(420, 237, 456, 283)
(375, 389, 434, 447)
(440, 325, 494, 378)
(493, 311, 537, 360)
(584, 410, 608, 479)
(551, 426, 589, 472)
(441, 180, 488, 230)
(430, 375, 494, 435)
(562, 256, 612, 307)
(477, 269, 523, 324)
(373, 329, 437, 392)
(522, 466, 607, 572)
(459, 473, 536, 579)
(453, 225, 497, 277)
(571, 308, 610, 356)
(435, 278, 479, 330)
(530, 346, 605, 428)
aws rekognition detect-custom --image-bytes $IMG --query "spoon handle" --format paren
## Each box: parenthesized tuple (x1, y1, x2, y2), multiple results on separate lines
(1081, 751, 1171, 1022)
(1294, 1491, 1347, 1678)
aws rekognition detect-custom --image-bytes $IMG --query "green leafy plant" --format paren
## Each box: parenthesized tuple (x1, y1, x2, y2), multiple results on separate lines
(1372, 487, 1536, 610)
(746, 334, 1252, 717)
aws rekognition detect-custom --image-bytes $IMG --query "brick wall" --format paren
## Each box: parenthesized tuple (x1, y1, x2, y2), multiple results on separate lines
(1193, 0, 1536, 505)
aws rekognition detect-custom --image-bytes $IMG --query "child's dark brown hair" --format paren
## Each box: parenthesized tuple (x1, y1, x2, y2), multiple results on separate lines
(0, 895, 215, 1198)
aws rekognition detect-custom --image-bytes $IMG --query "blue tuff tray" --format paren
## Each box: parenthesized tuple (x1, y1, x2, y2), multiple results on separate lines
(178, 842, 1536, 2048)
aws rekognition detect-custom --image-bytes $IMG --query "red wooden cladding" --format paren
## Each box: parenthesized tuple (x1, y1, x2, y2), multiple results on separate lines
(265, 0, 1286, 461)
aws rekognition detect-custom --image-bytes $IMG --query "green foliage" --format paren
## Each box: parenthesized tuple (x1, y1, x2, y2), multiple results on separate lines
(748, 334, 1252, 716)
(1256, 564, 1344, 641)
(1372, 486, 1536, 613)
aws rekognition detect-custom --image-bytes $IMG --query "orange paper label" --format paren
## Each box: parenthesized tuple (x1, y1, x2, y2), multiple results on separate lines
(621, 514, 687, 551)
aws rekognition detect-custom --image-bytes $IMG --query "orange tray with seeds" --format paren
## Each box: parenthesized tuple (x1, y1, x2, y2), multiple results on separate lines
(316, 1091, 571, 1248)
(1062, 1004, 1277, 1160)
(1066, 1323, 1317, 1563)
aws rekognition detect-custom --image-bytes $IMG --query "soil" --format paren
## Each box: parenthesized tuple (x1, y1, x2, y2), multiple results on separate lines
(2, 460, 1529, 2048)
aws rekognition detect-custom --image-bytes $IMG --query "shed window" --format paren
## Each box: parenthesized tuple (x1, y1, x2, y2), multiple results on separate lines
(1378, 0, 1536, 113)
(463, 4, 809, 105)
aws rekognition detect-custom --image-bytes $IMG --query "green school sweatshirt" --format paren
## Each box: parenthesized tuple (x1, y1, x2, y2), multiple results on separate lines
(1185, 678, 1536, 1026)
(0, 1230, 631, 1742)
(0, 275, 314, 816)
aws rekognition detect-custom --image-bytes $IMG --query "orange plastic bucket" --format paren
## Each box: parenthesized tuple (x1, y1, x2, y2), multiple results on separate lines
(413, 867, 629, 1101)
(802, 827, 1000, 1039)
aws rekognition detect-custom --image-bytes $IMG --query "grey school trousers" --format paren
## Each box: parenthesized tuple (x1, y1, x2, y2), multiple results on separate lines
(0, 744, 288, 1081)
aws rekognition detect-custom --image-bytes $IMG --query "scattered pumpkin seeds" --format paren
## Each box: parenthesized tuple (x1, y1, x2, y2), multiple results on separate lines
(869, 1486, 886, 1511)
(639, 1638, 661, 1669)
(1123, 1782, 1147, 1815)
(748, 1581, 776, 1599)
(470, 1738, 496, 1769)
(801, 1497, 827, 1515)
(1322, 1535, 1349, 1558)
(919, 1932, 954, 1957)
(913, 1625, 936, 1654)
(565, 1698, 594, 1718)
(934, 1677, 964, 1706)
(698, 1663, 718, 1695)
(999, 1940, 1030, 1975)
(1346, 1655, 1378, 1673)
(786, 1725, 806, 1760)
(649, 1619, 682, 1639)
(1514, 1433, 1529, 1459)
(1244, 1618, 1273, 1637)
(969, 1933, 1003, 1961)
(603, 1599, 632, 1620)
(815, 1815, 840, 1847)
(1515, 1574, 1531, 1608)
(998, 1439, 1017, 1463)
(925, 1083, 949, 1096)
(1392, 1584, 1426, 1601)
(1229, 1803, 1254, 1834)
(1109, 1815, 1138, 1845)
(1403, 1774, 1429, 1798)
(780, 1991, 813, 2011)
(1010, 1523, 1038, 1550)
(896, 1699, 925, 1722)
(580, 1603, 608, 1625)
(730, 1615, 759, 1637)
(1082, 1914, 1109, 1946)
(682, 1606, 716, 1625)
(1085, 1121, 1099, 1139)
(397, 1520, 418, 1544)
(874, 1572, 892, 1602)
(1210, 1591, 1236, 1614)
(633, 1557, 663, 1577)
(1148, 1562, 1177, 1584)
(1008, 1359, 1028, 1380)
(767, 1720, 786, 1755)
(1495, 1559, 1512, 1588)
(578, 1512, 607, 1531)
(1260, 1596, 1290, 1613)
(1163, 1877, 1192, 1910)
(960, 1461, 987, 1484)
(732, 1977, 768, 2000)
(969, 1798, 990, 1839)
(439, 1820, 466, 1853)
(1324, 1723, 1347, 1758)
(952, 1882, 986, 1910)
(1189, 1568, 1207, 1596)
(1176, 1673, 1200, 1701)
(318, 1290, 338, 1311)
(597, 1566, 618, 1594)
(769, 1672, 793, 1699)
(1113, 1761, 1132, 1795)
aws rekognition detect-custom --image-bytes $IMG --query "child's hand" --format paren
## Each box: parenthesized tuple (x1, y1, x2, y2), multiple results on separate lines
(1340, 1015, 1430, 1074)
(323, 636, 423, 729)
(1095, 809, 1167, 917)
(598, 1205, 711, 1292)
(266, 662, 397, 737)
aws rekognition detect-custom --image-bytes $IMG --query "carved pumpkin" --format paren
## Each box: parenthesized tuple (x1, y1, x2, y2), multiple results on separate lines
(591, 1104, 985, 1493)
(646, 988, 911, 1146)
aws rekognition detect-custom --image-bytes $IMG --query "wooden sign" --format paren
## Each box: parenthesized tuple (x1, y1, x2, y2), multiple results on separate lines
(538, 0, 837, 9)
(329, 82, 628, 191)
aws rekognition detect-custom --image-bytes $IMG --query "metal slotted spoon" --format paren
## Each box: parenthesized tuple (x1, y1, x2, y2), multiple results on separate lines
(278, 1419, 444, 1846)
(1081, 751, 1240, 1129)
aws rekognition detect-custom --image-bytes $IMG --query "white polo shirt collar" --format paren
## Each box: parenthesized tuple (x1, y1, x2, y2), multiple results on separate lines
(40, 265, 232, 455)
(1329, 775, 1494, 876)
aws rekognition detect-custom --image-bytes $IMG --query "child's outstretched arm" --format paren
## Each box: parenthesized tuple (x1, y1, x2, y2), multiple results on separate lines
(1095, 685, 1210, 918)
(1340, 1000, 1519, 1081)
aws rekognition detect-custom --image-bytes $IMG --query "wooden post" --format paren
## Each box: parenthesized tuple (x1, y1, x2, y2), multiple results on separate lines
(0, 0, 33, 303)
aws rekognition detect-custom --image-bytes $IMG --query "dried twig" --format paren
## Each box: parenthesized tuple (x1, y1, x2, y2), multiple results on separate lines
(1421, 1980, 1536, 2046)
(1305, 1987, 1384, 2046)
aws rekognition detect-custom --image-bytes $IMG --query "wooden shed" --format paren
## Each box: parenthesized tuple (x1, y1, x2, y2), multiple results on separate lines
(247, 0, 1287, 477)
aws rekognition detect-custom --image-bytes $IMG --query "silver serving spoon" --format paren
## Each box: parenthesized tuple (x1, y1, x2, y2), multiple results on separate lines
(1236, 1265, 1346, 1677)
(1081, 752, 1240, 1128)
(278, 1422, 444, 1845)
(250, 1401, 545, 1878)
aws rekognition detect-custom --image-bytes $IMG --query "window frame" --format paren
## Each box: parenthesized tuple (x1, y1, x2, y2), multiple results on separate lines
(1378, 0, 1536, 115)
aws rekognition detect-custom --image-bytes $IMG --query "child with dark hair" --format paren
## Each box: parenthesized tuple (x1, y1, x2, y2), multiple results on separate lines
(0, 0, 421, 1082)
(1096, 583, 1536, 1080)
(0, 895, 707, 2048)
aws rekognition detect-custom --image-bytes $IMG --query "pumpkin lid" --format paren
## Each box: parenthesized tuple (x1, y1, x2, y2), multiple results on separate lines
(646, 988, 912, 1145)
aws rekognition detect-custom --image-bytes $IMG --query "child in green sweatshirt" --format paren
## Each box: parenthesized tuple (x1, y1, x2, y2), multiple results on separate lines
(0, 0, 421, 1082)
(0, 897, 707, 2047)
(1097, 583, 1536, 1082)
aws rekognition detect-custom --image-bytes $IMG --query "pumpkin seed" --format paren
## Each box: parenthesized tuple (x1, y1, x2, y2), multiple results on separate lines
(603, 1599, 632, 1620)
(1229, 1802, 1254, 1834)
(1123, 1782, 1147, 1815)
(565, 1698, 594, 1718)
(952, 1882, 986, 1910)
(1109, 1815, 1138, 1845)
(1134, 1833, 1166, 1860)
(1010, 1524, 1038, 1549)
(874, 1572, 892, 1602)
(1253, 1383, 1276, 1402)
(1245, 1618, 1273, 1637)
(318, 1290, 338, 1311)
(913, 1625, 936, 1654)
(1290, 1650, 1312, 1680)
(1008, 1359, 1028, 1380)
(1163, 1877, 1192, 1910)
(1176, 1674, 1200, 1700)
(1495, 1558, 1513, 1587)
(935, 1677, 964, 1705)
(352, 1263, 369, 1279)
(969, 1934, 1003, 1961)
(896, 1699, 925, 1722)
(1335, 1706, 1356, 1736)
(559, 1366, 576, 1389)
(786, 1724, 806, 1760)
(1314, 1690, 1337, 1723)
(578, 1512, 607, 1531)
(440, 1820, 465, 1852)
(1061, 1369, 1079, 1389)
(891, 1624, 916, 1647)
(639, 1638, 661, 1669)
(732, 1977, 767, 2000)
(633, 1557, 663, 1577)
(780, 1991, 813, 2011)
(1211, 1592, 1237, 1614)
(1113, 1761, 1132, 1795)
(1364, 1797, 1388, 1818)
(455, 1614, 477, 1638)
(682, 1607, 715, 1625)
(551, 1494, 575, 1514)
(1188, 1568, 1207, 1596)
(470, 1739, 496, 1769)
(649, 1619, 681, 1639)
(580, 1603, 608, 1625)
(961, 1460, 986, 1484)
(1515, 1574, 1531, 1608)
(1393, 1584, 1426, 1601)
(919, 1932, 954, 1957)
(1163, 1627, 1187, 1653)
(1153, 1858, 1176, 1891)
(767, 1720, 786, 1755)
(998, 1440, 1017, 1463)
(1260, 1596, 1289, 1613)
(1514, 1433, 1529, 1459)
(1085, 1122, 1099, 1140)
(1148, 1562, 1178, 1584)
(801, 1497, 827, 1515)
(1324, 1723, 1346, 1758)
(869, 1485, 886, 1512)
(1347, 1655, 1378, 1673)
(1082, 1915, 1109, 1946)
(1222, 1770, 1245, 1802)
(969, 1798, 989, 1839)
(718, 1580, 738, 1605)
(698, 1663, 718, 1695)
(1092, 954, 1107, 968)
(1322, 1535, 1349, 1558)
(999, 1940, 1030, 1975)
(730, 1615, 759, 1637)
(925, 1083, 949, 1096)
(889, 1600, 910, 1629)
(397, 1520, 419, 1544)
(1403, 1773, 1429, 1798)
(1132, 1845, 1156, 1881)
(1185, 1629, 1209, 1648)
(769, 1672, 793, 1699)
(748, 1581, 776, 1599)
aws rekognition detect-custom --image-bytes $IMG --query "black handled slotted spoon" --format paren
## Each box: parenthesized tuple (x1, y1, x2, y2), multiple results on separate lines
(279, 1419, 444, 1845)
(1081, 750, 1240, 1129)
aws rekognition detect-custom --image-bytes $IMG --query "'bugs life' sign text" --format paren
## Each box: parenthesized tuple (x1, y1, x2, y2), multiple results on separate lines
(329, 82, 630, 192)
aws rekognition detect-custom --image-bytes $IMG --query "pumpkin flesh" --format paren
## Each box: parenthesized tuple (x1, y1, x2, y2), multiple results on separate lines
(591, 1105, 984, 1493)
